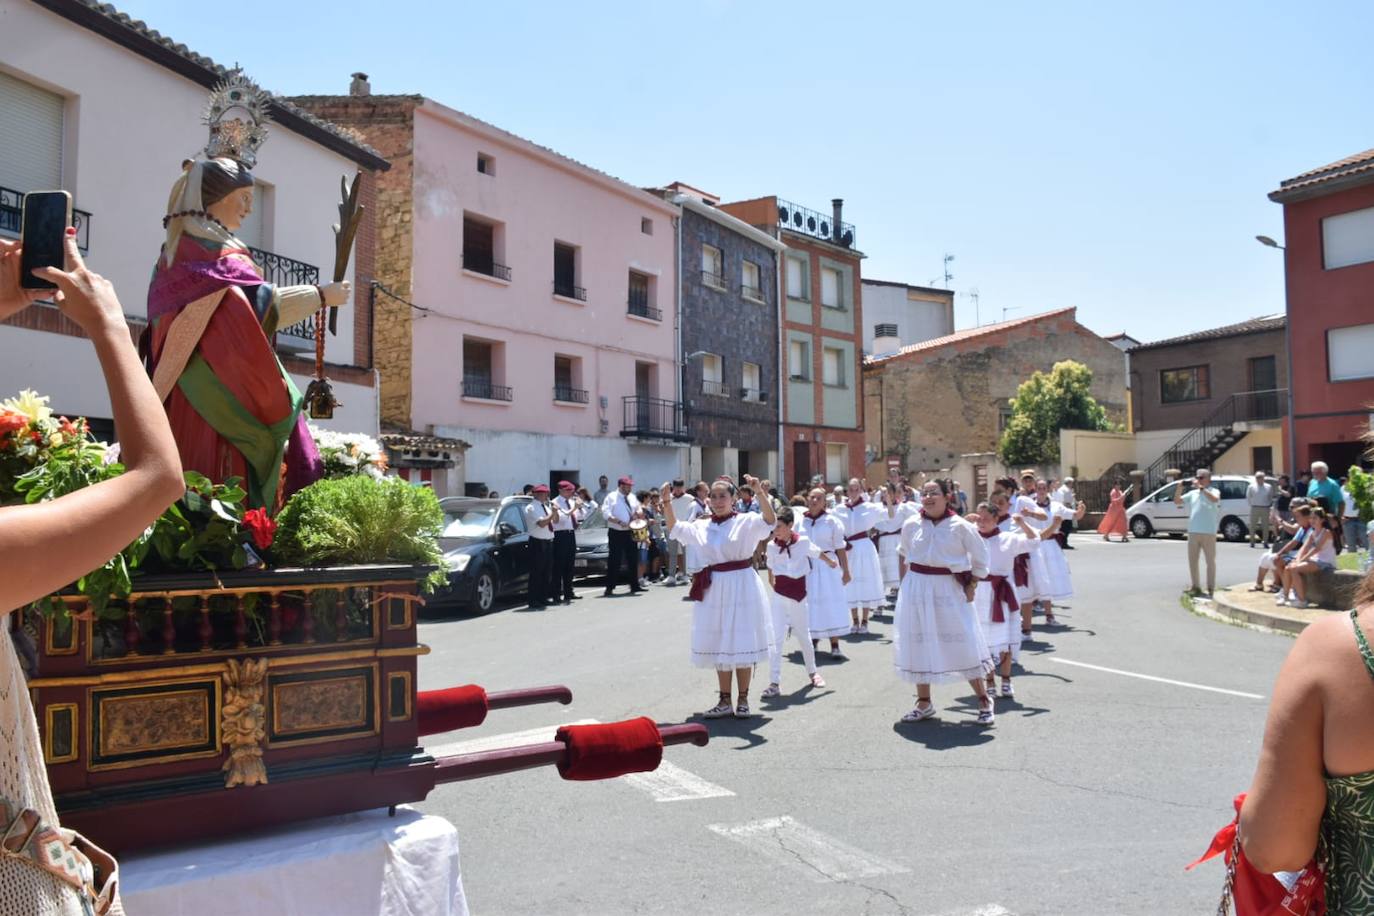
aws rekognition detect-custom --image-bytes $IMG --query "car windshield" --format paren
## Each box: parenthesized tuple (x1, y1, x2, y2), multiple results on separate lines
(442, 508, 495, 538)
(580, 506, 607, 530)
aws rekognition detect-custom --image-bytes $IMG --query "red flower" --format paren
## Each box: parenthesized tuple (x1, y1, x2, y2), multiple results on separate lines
(0, 412, 26, 435)
(243, 508, 276, 550)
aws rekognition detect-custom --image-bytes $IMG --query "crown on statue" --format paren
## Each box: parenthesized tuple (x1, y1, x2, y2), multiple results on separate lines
(203, 70, 271, 168)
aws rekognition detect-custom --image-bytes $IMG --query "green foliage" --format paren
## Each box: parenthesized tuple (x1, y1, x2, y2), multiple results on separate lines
(998, 360, 1112, 467)
(273, 476, 447, 592)
(1347, 466, 1374, 523)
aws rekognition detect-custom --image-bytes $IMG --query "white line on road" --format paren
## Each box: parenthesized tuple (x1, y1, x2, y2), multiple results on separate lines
(624, 761, 735, 802)
(929, 907, 1014, 916)
(707, 816, 910, 882)
(1048, 658, 1265, 699)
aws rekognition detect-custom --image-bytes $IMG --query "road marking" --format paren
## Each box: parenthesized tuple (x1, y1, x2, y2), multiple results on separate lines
(424, 719, 600, 758)
(928, 908, 1014, 916)
(1049, 658, 1265, 699)
(706, 816, 909, 882)
(624, 761, 735, 802)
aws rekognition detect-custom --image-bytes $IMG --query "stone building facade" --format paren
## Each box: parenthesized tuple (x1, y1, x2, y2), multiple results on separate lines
(863, 307, 1128, 476)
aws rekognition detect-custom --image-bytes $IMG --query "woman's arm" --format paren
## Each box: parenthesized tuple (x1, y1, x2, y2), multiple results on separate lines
(745, 475, 775, 526)
(0, 233, 184, 614)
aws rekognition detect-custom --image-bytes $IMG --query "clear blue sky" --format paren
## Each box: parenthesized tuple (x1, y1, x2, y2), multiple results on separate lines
(119, 0, 1373, 342)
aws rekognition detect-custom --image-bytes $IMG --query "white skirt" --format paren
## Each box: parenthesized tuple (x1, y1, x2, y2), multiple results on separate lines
(877, 533, 903, 588)
(1030, 538, 1073, 601)
(844, 538, 885, 607)
(806, 558, 852, 639)
(975, 580, 1021, 661)
(893, 569, 994, 685)
(691, 567, 773, 671)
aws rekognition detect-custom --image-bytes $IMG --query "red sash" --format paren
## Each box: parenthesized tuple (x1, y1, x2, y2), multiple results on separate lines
(689, 559, 755, 601)
(908, 562, 974, 590)
(773, 574, 807, 602)
(981, 574, 1020, 622)
(875, 530, 901, 539)
(843, 532, 870, 551)
(1013, 554, 1030, 588)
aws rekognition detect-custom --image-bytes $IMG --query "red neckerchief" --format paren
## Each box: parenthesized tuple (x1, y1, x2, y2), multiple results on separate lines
(805, 509, 826, 521)
(1036, 497, 1051, 508)
(923, 507, 956, 523)
(979, 527, 1000, 539)
(774, 532, 799, 554)
(710, 511, 736, 525)
(847, 499, 864, 509)
(997, 512, 1010, 524)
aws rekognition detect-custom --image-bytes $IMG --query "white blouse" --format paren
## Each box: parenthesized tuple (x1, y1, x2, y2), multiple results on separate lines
(766, 534, 819, 579)
(900, 513, 990, 578)
(797, 511, 847, 554)
(981, 530, 1033, 576)
(874, 501, 914, 534)
(671, 512, 771, 566)
(835, 501, 885, 538)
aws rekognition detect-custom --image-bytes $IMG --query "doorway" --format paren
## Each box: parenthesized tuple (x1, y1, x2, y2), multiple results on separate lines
(1250, 447, 1273, 476)
(792, 440, 811, 492)
(1247, 356, 1278, 419)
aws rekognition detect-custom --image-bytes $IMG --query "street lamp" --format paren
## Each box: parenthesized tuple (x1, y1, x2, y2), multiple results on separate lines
(1255, 233, 1295, 484)
(1256, 235, 1285, 250)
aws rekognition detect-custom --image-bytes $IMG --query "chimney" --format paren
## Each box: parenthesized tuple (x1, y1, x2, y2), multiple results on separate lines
(831, 198, 843, 243)
(872, 327, 901, 358)
(349, 72, 371, 97)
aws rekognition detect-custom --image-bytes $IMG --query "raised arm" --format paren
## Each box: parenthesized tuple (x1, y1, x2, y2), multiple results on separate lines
(660, 482, 677, 530)
(0, 233, 184, 614)
(744, 475, 775, 526)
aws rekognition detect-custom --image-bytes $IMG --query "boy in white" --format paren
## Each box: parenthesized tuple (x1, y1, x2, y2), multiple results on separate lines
(835, 478, 887, 634)
(761, 507, 826, 698)
(973, 502, 1037, 700)
(796, 487, 852, 658)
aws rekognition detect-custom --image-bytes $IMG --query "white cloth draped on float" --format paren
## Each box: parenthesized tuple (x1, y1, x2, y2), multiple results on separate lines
(975, 529, 1034, 661)
(796, 511, 852, 639)
(893, 513, 993, 685)
(1025, 500, 1074, 601)
(835, 500, 886, 608)
(671, 513, 774, 670)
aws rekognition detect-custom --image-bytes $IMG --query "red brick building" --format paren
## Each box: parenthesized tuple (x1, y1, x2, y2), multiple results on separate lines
(1270, 149, 1374, 471)
(719, 197, 866, 493)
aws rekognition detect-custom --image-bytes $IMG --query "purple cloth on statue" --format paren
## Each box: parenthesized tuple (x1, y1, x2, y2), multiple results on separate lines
(284, 415, 324, 500)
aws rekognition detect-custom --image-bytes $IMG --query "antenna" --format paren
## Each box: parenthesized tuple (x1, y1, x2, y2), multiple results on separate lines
(968, 288, 980, 326)
(928, 253, 955, 289)
(1001, 304, 1022, 322)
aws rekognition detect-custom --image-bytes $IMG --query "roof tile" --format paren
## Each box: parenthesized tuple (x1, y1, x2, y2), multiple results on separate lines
(1271, 148, 1374, 200)
(1127, 315, 1285, 353)
(865, 307, 1076, 365)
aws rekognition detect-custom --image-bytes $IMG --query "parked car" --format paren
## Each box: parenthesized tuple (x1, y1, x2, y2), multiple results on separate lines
(432, 496, 534, 613)
(574, 505, 609, 577)
(1125, 476, 1254, 542)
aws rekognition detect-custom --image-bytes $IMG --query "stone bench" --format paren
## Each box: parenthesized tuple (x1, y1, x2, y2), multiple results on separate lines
(1307, 568, 1365, 610)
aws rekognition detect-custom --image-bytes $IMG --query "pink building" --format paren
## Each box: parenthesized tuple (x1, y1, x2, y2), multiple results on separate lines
(294, 85, 683, 495)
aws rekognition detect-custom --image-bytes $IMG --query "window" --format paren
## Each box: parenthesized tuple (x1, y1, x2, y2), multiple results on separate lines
(1322, 206, 1374, 270)
(0, 71, 64, 194)
(820, 267, 843, 309)
(553, 242, 583, 299)
(476, 153, 495, 175)
(641, 217, 653, 235)
(701, 244, 725, 289)
(1328, 323, 1374, 381)
(742, 260, 762, 301)
(998, 403, 1014, 432)
(1160, 366, 1210, 403)
(1219, 480, 1250, 501)
(497, 504, 527, 534)
(786, 256, 809, 300)
(701, 353, 726, 396)
(825, 443, 849, 484)
(742, 361, 762, 401)
(822, 346, 845, 387)
(789, 339, 810, 380)
(627, 271, 659, 320)
(874, 323, 898, 338)
(462, 214, 509, 280)
(553, 355, 587, 403)
(462, 337, 511, 401)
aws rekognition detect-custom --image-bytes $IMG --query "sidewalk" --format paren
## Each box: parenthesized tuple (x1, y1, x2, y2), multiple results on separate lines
(1198, 584, 1333, 635)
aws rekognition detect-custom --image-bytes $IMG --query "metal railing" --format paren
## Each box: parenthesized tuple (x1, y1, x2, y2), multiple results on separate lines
(775, 198, 856, 248)
(553, 385, 589, 403)
(1141, 388, 1287, 492)
(701, 379, 730, 397)
(552, 280, 586, 301)
(621, 396, 688, 441)
(463, 253, 512, 281)
(740, 387, 765, 403)
(627, 299, 662, 321)
(247, 246, 322, 350)
(463, 378, 513, 401)
(742, 284, 763, 301)
(700, 270, 726, 290)
(0, 185, 92, 252)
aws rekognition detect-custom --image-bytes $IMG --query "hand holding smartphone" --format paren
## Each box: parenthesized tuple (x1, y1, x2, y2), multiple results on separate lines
(20, 191, 72, 290)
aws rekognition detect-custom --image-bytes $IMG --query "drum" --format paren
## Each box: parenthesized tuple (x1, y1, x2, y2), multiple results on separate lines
(630, 518, 650, 544)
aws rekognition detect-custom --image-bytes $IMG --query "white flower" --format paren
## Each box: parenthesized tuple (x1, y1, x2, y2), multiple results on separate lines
(2, 390, 53, 424)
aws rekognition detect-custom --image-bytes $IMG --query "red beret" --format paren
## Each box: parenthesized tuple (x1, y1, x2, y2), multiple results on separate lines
(557, 480, 575, 489)
(618, 476, 633, 486)
(532, 484, 550, 494)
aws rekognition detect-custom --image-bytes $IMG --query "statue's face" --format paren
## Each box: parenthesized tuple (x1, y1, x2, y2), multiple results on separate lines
(206, 185, 253, 232)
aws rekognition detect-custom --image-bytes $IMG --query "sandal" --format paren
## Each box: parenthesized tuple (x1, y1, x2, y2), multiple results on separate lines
(734, 699, 751, 718)
(900, 700, 937, 723)
(977, 700, 995, 727)
(760, 683, 781, 699)
(810, 672, 827, 688)
(704, 693, 733, 719)
(1000, 678, 1014, 699)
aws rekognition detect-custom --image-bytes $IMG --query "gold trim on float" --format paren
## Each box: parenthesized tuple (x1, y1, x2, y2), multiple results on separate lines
(266, 662, 381, 749)
(44, 703, 79, 764)
(387, 671, 413, 722)
(29, 645, 430, 688)
(86, 676, 223, 772)
(272, 675, 369, 736)
(45, 615, 80, 656)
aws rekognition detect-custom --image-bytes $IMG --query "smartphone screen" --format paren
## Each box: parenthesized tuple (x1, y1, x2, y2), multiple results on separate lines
(20, 191, 72, 290)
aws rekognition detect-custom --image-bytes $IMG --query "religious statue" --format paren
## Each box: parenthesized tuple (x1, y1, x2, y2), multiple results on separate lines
(143, 72, 351, 510)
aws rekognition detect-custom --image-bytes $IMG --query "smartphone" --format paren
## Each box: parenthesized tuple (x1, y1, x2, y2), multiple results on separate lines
(20, 190, 72, 290)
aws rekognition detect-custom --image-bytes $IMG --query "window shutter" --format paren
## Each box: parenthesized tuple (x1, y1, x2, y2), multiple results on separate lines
(821, 268, 840, 307)
(0, 71, 64, 192)
(786, 258, 804, 296)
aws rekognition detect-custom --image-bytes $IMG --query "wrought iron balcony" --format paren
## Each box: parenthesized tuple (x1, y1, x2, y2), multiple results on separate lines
(0, 185, 92, 252)
(463, 253, 512, 281)
(462, 377, 513, 401)
(742, 284, 763, 301)
(701, 379, 730, 397)
(553, 280, 587, 301)
(775, 198, 856, 248)
(553, 385, 589, 403)
(627, 298, 662, 321)
(700, 270, 726, 291)
(621, 396, 688, 441)
(247, 246, 322, 352)
(740, 387, 767, 403)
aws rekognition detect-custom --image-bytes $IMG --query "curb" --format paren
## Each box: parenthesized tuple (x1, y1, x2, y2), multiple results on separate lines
(1205, 587, 1329, 636)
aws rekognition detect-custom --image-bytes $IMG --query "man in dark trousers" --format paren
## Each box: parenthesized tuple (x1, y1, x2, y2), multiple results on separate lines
(522, 485, 558, 609)
(550, 480, 585, 605)
(600, 475, 643, 596)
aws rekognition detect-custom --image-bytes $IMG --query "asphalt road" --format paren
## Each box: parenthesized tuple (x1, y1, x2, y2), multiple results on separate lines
(414, 533, 1290, 916)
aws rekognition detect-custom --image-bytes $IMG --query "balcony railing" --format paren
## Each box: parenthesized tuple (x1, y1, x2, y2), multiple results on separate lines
(701, 270, 726, 290)
(0, 185, 92, 252)
(621, 397, 688, 441)
(701, 379, 730, 397)
(553, 385, 589, 403)
(741, 387, 766, 403)
(742, 284, 763, 301)
(775, 198, 856, 248)
(462, 378, 513, 401)
(627, 299, 662, 321)
(463, 253, 512, 281)
(247, 246, 322, 351)
(553, 280, 587, 301)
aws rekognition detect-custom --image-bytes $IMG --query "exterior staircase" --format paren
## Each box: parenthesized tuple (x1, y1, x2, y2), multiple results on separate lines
(1140, 388, 1287, 494)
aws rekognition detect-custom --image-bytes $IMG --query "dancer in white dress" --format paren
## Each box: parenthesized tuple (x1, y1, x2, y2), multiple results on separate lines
(663, 475, 776, 718)
(973, 502, 1037, 699)
(1027, 478, 1086, 627)
(836, 479, 886, 634)
(761, 507, 826, 698)
(894, 479, 996, 726)
(797, 488, 852, 659)
(875, 482, 918, 604)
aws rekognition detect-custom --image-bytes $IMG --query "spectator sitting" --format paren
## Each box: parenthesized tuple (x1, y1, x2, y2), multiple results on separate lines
(1260, 506, 1315, 594)
(1279, 507, 1338, 609)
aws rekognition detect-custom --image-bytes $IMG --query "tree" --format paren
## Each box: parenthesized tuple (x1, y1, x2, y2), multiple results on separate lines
(998, 360, 1111, 466)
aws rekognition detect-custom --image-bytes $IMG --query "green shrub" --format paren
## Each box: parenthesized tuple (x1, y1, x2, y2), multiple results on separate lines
(274, 476, 446, 591)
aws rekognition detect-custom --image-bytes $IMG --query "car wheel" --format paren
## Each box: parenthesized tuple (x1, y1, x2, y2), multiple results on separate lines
(470, 569, 497, 613)
(1130, 515, 1154, 539)
(1221, 517, 1248, 543)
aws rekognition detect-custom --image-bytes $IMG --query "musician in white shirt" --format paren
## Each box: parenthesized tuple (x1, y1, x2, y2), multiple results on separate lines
(601, 476, 644, 596)
(550, 480, 586, 605)
(521, 485, 559, 609)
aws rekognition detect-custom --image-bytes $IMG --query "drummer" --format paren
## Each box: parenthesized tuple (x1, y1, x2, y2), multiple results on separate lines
(601, 477, 644, 597)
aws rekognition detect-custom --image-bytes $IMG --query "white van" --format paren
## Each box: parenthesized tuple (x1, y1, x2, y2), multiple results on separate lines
(1124, 476, 1256, 542)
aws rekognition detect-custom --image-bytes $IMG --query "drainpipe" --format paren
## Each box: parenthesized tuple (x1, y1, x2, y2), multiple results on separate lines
(673, 209, 684, 479)
(775, 240, 785, 488)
